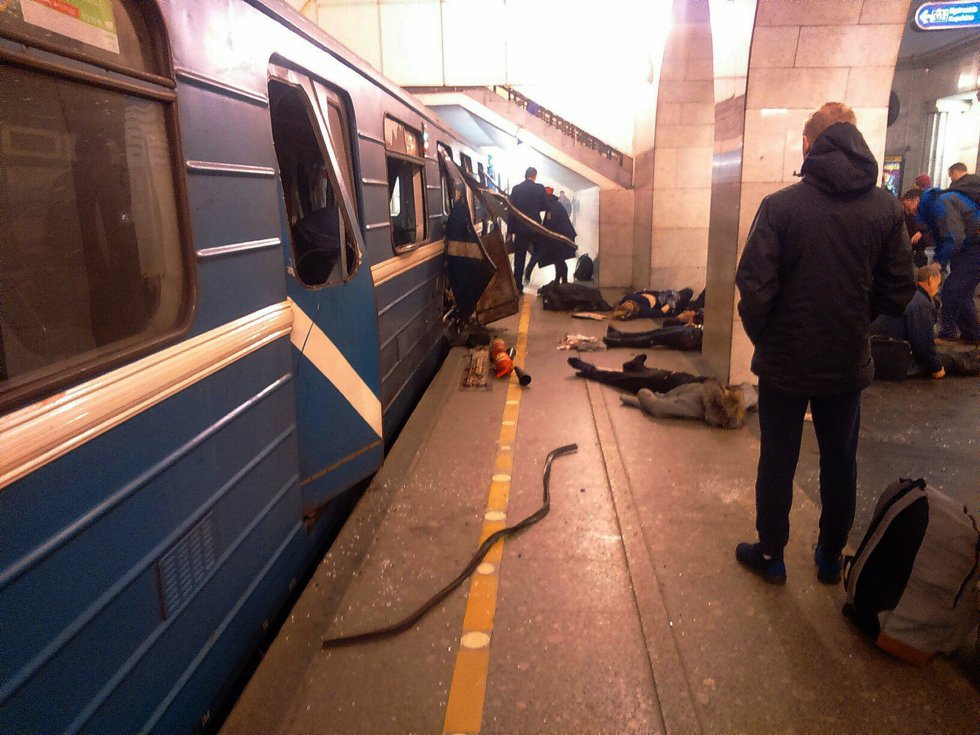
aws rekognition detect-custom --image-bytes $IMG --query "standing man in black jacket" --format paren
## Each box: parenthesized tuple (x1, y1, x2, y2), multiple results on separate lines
(734, 102, 915, 586)
(508, 167, 547, 293)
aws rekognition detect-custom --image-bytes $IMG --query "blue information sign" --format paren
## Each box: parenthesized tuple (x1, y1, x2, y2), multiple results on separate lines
(915, 1, 980, 30)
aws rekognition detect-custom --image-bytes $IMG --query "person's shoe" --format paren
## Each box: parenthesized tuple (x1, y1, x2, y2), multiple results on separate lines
(735, 542, 786, 585)
(814, 546, 843, 585)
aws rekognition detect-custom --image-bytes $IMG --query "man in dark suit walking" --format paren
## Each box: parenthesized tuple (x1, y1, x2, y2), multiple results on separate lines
(508, 167, 547, 293)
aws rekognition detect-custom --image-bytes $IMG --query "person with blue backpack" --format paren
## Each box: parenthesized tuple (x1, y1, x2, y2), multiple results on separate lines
(916, 178, 980, 344)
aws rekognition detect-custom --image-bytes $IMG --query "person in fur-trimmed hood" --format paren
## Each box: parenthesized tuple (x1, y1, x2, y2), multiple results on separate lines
(620, 379, 758, 429)
(734, 102, 915, 586)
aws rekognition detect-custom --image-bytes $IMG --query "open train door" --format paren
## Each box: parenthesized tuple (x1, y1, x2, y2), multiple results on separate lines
(440, 154, 519, 325)
(267, 66, 383, 518)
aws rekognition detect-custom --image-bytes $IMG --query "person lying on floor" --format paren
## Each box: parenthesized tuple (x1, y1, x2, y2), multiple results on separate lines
(539, 281, 613, 312)
(611, 289, 690, 320)
(567, 353, 705, 393)
(620, 379, 758, 429)
(870, 262, 980, 379)
(611, 288, 695, 320)
(603, 323, 702, 351)
(665, 306, 703, 326)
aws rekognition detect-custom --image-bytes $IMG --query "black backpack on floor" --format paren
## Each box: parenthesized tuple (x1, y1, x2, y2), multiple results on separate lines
(843, 478, 978, 665)
(573, 254, 594, 281)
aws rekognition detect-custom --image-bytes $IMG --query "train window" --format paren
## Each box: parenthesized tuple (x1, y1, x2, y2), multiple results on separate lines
(0, 0, 169, 79)
(317, 86, 356, 205)
(437, 143, 453, 215)
(268, 79, 357, 288)
(477, 162, 486, 186)
(0, 63, 190, 407)
(384, 117, 426, 251)
(460, 153, 473, 174)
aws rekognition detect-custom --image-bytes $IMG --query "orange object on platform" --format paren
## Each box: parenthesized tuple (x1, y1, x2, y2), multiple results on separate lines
(493, 350, 513, 378)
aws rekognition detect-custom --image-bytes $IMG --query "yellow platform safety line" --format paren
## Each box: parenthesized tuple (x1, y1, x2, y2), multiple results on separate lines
(443, 296, 533, 735)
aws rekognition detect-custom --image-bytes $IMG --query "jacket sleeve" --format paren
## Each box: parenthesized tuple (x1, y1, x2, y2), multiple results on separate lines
(905, 300, 942, 374)
(932, 195, 967, 265)
(870, 209, 915, 320)
(735, 198, 781, 344)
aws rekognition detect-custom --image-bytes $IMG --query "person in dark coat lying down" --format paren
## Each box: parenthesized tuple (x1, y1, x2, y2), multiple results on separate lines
(603, 323, 702, 351)
(612, 288, 696, 320)
(567, 353, 704, 393)
(620, 379, 758, 429)
(539, 281, 613, 311)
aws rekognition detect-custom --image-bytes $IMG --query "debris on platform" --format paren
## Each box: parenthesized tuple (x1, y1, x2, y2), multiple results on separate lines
(460, 346, 491, 389)
(557, 334, 605, 351)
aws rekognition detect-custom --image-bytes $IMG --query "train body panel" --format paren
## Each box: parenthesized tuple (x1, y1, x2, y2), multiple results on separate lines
(0, 0, 490, 731)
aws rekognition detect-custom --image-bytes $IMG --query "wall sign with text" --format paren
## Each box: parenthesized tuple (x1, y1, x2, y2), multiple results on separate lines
(915, 1, 980, 30)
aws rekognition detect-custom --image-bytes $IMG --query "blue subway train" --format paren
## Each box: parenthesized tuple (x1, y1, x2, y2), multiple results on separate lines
(0, 1, 496, 731)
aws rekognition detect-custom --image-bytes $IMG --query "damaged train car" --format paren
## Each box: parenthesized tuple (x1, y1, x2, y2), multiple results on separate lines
(0, 0, 536, 732)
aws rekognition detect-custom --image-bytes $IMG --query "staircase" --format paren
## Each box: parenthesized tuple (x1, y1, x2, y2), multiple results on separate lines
(407, 85, 633, 189)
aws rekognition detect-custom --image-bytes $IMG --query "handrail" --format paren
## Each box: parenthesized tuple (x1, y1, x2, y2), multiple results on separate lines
(405, 84, 628, 168)
(490, 85, 627, 166)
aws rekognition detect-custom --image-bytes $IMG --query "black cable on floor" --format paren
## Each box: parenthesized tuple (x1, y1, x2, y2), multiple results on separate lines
(322, 443, 578, 649)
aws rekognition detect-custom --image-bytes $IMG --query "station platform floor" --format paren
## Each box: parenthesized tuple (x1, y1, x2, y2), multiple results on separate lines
(221, 290, 978, 735)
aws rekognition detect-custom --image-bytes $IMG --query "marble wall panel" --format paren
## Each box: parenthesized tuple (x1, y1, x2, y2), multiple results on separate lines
(648, 265, 707, 292)
(755, 0, 863, 26)
(681, 102, 717, 125)
(845, 66, 899, 108)
(654, 148, 679, 188)
(600, 189, 636, 226)
(651, 227, 711, 269)
(858, 0, 911, 24)
(746, 67, 850, 109)
(750, 25, 800, 68)
(795, 25, 897, 69)
(656, 123, 715, 148)
(600, 255, 633, 288)
(659, 79, 716, 103)
(675, 147, 715, 187)
(658, 103, 683, 126)
(653, 188, 713, 229)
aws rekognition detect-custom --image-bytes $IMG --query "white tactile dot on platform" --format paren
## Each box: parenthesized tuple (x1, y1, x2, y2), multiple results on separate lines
(484, 510, 506, 521)
(460, 631, 491, 649)
(491, 474, 511, 482)
(477, 563, 495, 575)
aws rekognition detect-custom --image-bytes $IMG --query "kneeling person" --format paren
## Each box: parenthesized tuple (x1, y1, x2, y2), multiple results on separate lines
(872, 263, 979, 378)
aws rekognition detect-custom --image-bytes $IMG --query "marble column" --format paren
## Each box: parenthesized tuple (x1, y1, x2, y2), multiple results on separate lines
(709, 0, 911, 384)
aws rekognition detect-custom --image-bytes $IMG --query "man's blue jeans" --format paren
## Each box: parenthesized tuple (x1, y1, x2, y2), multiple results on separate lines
(755, 381, 862, 558)
(939, 245, 980, 341)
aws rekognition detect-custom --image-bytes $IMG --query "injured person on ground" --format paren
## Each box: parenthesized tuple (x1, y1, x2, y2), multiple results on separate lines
(603, 323, 702, 351)
(621, 380, 758, 429)
(611, 288, 704, 320)
(567, 354, 758, 429)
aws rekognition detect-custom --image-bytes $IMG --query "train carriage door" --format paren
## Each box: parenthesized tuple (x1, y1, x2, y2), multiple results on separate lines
(266, 67, 382, 517)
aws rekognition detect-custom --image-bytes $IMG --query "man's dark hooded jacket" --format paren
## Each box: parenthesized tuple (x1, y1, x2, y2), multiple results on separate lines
(735, 122, 915, 396)
(950, 172, 980, 203)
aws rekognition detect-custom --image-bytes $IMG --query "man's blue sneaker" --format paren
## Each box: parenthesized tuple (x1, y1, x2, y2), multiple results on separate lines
(735, 542, 786, 585)
(814, 545, 843, 585)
